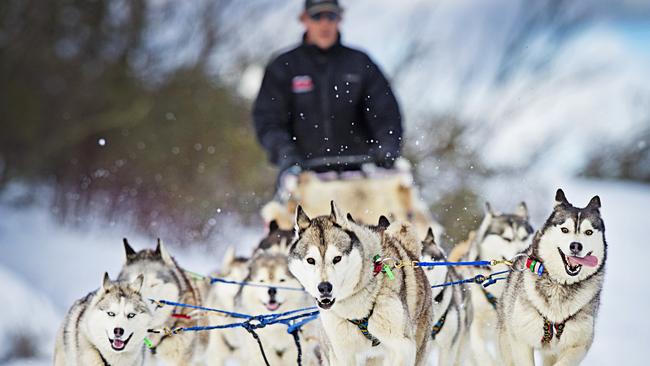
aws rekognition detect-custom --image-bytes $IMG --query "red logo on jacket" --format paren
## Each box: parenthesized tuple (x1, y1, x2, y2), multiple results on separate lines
(292, 75, 314, 93)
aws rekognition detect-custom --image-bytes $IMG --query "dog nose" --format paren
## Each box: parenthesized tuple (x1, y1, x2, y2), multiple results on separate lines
(114, 327, 124, 337)
(570, 242, 583, 254)
(268, 287, 277, 297)
(318, 281, 333, 294)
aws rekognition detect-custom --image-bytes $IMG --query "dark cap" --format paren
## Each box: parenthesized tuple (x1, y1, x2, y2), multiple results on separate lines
(305, 0, 342, 16)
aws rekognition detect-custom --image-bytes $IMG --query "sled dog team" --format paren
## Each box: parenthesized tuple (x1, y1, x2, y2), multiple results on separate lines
(55, 189, 607, 365)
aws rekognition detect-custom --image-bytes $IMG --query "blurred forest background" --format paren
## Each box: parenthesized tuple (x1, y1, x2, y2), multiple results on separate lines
(1, 0, 649, 245)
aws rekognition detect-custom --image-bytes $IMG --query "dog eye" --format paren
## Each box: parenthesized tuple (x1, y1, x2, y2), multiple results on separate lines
(107, 311, 116, 317)
(127, 313, 136, 319)
(306, 258, 315, 265)
(561, 227, 569, 234)
(585, 230, 593, 236)
(279, 278, 286, 282)
(333, 256, 342, 264)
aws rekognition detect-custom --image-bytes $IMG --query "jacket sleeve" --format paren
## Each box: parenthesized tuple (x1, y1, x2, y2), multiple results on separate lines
(360, 56, 403, 159)
(252, 57, 301, 168)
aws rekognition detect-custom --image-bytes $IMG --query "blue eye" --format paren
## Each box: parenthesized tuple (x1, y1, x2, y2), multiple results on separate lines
(127, 313, 136, 319)
(107, 311, 115, 317)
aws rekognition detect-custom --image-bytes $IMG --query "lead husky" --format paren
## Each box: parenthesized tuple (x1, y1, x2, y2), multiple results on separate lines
(288, 201, 433, 365)
(460, 202, 533, 366)
(118, 239, 206, 365)
(497, 189, 606, 366)
(54, 273, 151, 366)
(421, 228, 471, 366)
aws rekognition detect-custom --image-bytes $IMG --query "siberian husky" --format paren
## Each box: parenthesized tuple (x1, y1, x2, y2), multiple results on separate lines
(288, 202, 433, 365)
(235, 249, 315, 365)
(460, 202, 534, 365)
(497, 189, 606, 366)
(203, 247, 250, 365)
(118, 238, 206, 365)
(54, 273, 151, 366)
(421, 228, 471, 366)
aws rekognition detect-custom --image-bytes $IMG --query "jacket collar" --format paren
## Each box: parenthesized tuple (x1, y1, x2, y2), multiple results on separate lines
(301, 32, 342, 54)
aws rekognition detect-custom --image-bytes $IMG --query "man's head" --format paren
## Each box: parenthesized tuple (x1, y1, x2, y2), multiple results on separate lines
(301, 0, 342, 50)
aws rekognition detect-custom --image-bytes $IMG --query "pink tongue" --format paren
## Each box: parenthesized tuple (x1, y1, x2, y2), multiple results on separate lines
(267, 302, 279, 311)
(113, 339, 125, 349)
(568, 255, 598, 268)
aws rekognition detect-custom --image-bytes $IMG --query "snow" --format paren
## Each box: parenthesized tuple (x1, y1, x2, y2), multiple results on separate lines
(0, 178, 648, 364)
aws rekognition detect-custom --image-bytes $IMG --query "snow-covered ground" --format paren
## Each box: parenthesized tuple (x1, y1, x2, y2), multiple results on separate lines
(0, 178, 648, 364)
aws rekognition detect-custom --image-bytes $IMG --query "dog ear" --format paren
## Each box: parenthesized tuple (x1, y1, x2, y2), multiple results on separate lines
(156, 238, 175, 266)
(329, 201, 349, 226)
(586, 195, 601, 210)
(555, 189, 570, 207)
(346, 213, 356, 224)
(268, 220, 279, 232)
(424, 227, 436, 245)
(123, 238, 136, 263)
(101, 272, 111, 292)
(377, 215, 391, 230)
(295, 205, 311, 231)
(221, 246, 236, 273)
(515, 202, 529, 220)
(484, 202, 496, 217)
(131, 274, 144, 293)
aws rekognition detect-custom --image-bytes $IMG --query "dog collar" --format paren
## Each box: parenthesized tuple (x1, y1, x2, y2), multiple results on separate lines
(372, 254, 395, 280)
(525, 257, 545, 277)
(347, 307, 381, 347)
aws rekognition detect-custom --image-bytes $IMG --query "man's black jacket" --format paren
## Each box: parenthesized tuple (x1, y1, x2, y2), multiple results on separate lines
(253, 36, 402, 171)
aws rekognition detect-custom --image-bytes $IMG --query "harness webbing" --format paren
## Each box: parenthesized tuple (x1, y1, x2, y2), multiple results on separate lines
(481, 286, 498, 310)
(431, 307, 449, 340)
(347, 307, 381, 347)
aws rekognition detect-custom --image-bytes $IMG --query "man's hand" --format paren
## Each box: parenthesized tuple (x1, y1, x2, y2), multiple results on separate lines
(374, 149, 397, 169)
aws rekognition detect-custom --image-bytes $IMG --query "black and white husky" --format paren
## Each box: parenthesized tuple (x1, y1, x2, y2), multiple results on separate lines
(497, 189, 606, 366)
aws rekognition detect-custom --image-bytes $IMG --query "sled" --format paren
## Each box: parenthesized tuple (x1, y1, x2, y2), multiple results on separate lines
(261, 156, 443, 241)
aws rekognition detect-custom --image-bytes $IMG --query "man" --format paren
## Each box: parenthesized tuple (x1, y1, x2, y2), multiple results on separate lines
(253, 0, 403, 177)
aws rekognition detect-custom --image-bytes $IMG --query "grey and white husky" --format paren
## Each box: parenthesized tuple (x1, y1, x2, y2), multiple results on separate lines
(118, 238, 206, 365)
(461, 202, 534, 365)
(288, 201, 433, 365)
(235, 249, 314, 366)
(497, 189, 606, 366)
(421, 228, 471, 366)
(54, 273, 151, 366)
(204, 247, 249, 366)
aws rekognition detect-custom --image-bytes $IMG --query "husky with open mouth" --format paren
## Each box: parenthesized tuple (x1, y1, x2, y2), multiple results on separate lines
(497, 189, 606, 366)
(235, 249, 314, 365)
(288, 201, 433, 365)
(54, 273, 151, 366)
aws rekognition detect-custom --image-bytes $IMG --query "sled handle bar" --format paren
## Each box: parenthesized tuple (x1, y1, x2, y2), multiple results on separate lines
(300, 155, 375, 170)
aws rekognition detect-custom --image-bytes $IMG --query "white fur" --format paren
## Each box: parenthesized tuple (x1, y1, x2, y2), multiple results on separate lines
(54, 274, 152, 366)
